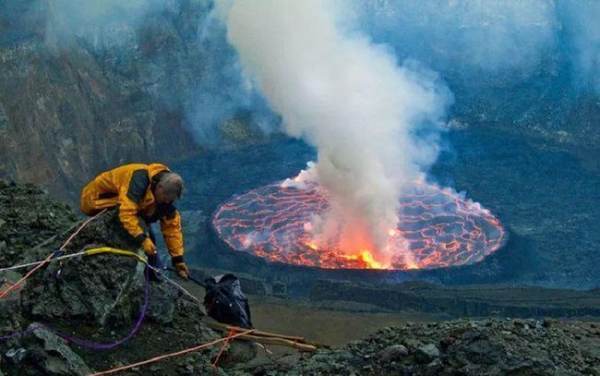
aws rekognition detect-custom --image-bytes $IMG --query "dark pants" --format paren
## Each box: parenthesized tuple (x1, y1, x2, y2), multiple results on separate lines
(145, 222, 161, 281)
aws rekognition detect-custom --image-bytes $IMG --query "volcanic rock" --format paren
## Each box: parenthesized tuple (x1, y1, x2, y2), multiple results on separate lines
(376, 344, 409, 362)
(263, 319, 600, 375)
(2, 182, 600, 375)
(0, 1, 200, 201)
(20, 209, 149, 326)
(0, 180, 77, 268)
(219, 341, 258, 367)
(416, 344, 440, 364)
(0, 181, 220, 374)
(0, 270, 25, 343)
(22, 323, 92, 376)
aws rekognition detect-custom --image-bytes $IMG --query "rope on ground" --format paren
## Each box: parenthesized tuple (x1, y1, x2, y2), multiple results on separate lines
(205, 322, 319, 352)
(0, 209, 106, 299)
(85, 247, 147, 264)
(0, 246, 150, 349)
(0, 247, 144, 274)
(0, 246, 203, 308)
(212, 328, 236, 369)
(0, 245, 206, 350)
(89, 329, 255, 376)
(146, 264, 204, 306)
(0, 252, 54, 299)
(52, 267, 150, 350)
(0, 205, 201, 309)
(0, 251, 88, 272)
(0, 323, 39, 341)
(59, 209, 107, 252)
(207, 322, 307, 342)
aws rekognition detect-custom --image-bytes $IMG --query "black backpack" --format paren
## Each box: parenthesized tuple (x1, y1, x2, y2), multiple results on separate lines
(203, 274, 253, 329)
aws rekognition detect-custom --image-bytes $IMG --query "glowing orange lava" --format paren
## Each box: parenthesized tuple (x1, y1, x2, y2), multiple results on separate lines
(341, 250, 384, 269)
(212, 180, 506, 270)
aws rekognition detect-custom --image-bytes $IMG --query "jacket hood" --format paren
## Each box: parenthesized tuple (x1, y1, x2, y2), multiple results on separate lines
(147, 163, 170, 179)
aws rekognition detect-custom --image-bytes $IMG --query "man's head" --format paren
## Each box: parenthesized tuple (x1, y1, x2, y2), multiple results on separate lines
(154, 172, 184, 204)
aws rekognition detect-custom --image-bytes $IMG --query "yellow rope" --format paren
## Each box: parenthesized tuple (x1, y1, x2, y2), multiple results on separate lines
(2, 246, 204, 308)
(84, 247, 148, 264)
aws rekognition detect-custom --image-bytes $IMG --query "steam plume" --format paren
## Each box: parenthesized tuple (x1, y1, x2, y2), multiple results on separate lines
(354, 0, 557, 75)
(559, 1, 600, 93)
(218, 0, 451, 262)
(353, 0, 599, 93)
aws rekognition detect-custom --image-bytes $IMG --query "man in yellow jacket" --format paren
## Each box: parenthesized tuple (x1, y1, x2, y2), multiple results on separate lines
(80, 163, 189, 279)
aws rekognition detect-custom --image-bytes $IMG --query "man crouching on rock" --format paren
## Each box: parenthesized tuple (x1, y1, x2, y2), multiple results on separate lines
(80, 163, 189, 279)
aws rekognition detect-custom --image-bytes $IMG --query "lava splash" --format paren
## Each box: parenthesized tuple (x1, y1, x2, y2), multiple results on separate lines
(212, 180, 506, 270)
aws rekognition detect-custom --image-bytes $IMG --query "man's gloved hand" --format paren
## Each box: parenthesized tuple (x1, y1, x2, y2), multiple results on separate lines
(142, 238, 157, 256)
(174, 261, 189, 279)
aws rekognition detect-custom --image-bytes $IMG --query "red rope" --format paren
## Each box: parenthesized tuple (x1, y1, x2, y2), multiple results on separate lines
(90, 329, 254, 375)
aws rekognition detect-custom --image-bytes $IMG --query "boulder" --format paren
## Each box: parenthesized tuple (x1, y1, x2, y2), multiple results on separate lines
(13, 323, 91, 376)
(19, 209, 183, 328)
(416, 344, 440, 364)
(147, 278, 179, 325)
(21, 209, 148, 326)
(376, 344, 409, 363)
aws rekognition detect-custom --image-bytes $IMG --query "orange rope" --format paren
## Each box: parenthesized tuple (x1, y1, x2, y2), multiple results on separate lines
(0, 252, 53, 299)
(0, 209, 105, 299)
(90, 329, 255, 376)
(212, 328, 236, 369)
(57, 209, 106, 252)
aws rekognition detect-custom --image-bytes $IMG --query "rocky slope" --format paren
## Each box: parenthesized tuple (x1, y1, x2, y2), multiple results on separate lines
(3, 0, 599, 204)
(1, 181, 600, 375)
(0, 0, 203, 201)
(0, 180, 76, 268)
(0, 180, 221, 375)
(0, 0, 279, 203)
(261, 318, 600, 376)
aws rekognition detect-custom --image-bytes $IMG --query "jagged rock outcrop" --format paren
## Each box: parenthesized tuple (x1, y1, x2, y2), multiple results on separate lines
(0, 181, 219, 375)
(264, 319, 600, 375)
(0, 180, 76, 268)
(20, 324, 92, 376)
(21, 209, 149, 326)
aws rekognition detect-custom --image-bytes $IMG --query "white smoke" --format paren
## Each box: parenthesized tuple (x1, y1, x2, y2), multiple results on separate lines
(44, 0, 168, 49)
(354, 0, 600, 93)
(354, 0, 558, 76)
(218, 0, 451, 262)
(560, 1, 600, 93)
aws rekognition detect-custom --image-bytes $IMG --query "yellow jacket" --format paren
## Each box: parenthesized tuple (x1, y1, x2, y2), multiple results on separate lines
(80, 163, 184, 259)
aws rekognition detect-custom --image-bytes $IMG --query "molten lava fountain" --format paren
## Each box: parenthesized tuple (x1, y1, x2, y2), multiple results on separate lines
(213, 175, 506, 270)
